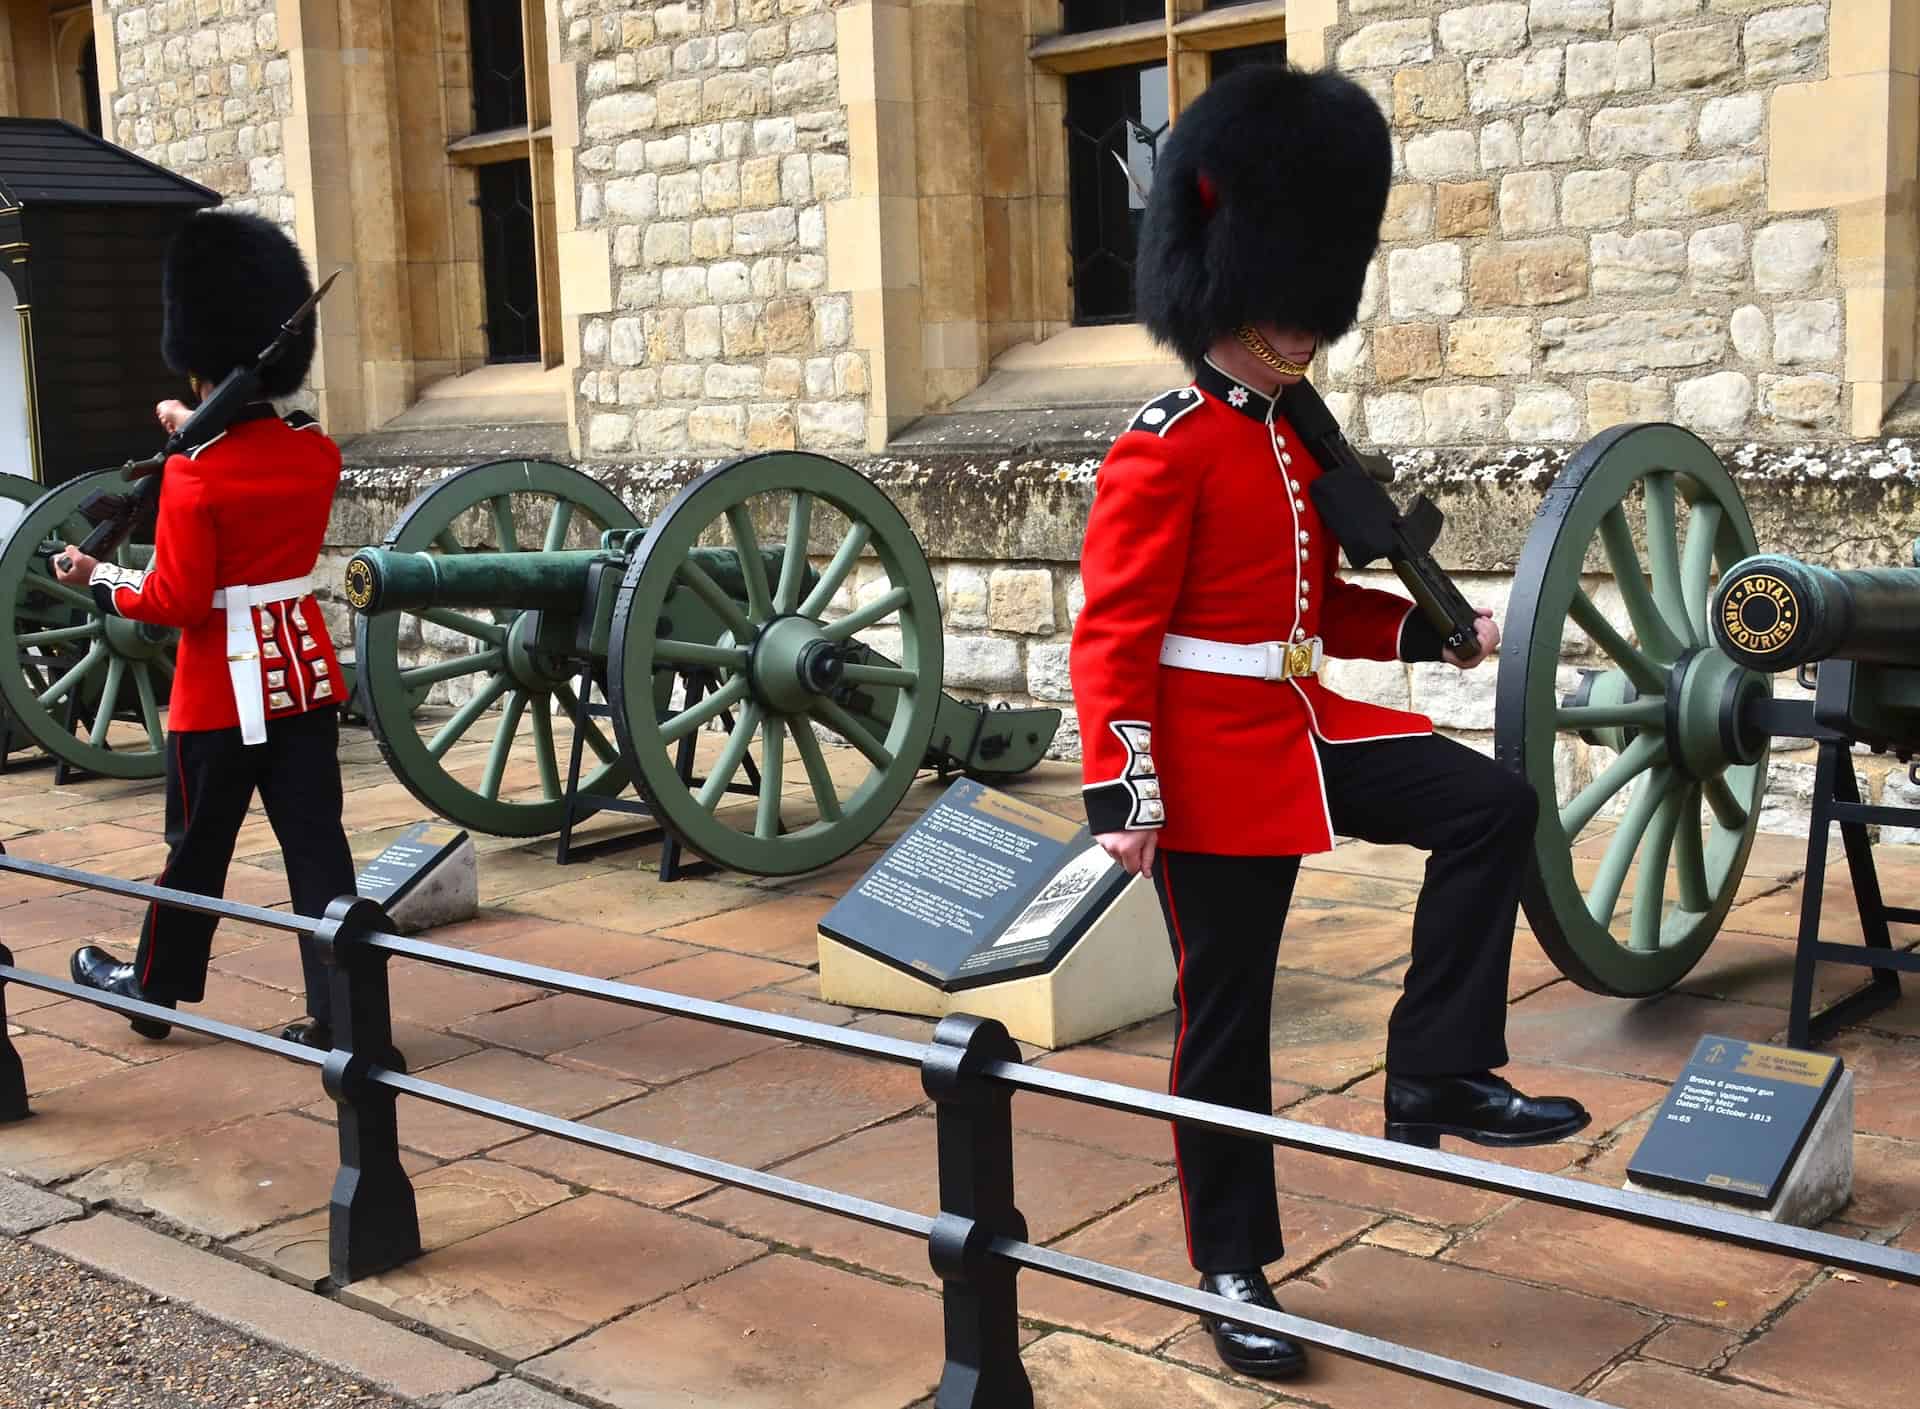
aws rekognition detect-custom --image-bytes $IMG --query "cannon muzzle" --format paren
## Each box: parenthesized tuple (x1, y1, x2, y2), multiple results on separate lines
(343, 548, 610, 616)
(1712, 553, 1920, 671)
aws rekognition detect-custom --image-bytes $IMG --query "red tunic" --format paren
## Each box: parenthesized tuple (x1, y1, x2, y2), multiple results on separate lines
(89, 405, 345, 734)
(1070, 361, 1438, 856)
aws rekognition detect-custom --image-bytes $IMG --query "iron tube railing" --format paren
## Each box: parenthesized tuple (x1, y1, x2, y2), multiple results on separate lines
(2, 849, 1916, 1409)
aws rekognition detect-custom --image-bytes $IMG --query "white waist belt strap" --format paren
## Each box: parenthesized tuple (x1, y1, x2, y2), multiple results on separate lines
(213, 575, 314, 745)
(1159, 632, 1323, 681)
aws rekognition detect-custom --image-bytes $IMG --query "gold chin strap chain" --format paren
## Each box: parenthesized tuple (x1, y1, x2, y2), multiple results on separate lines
(1235, 325, 1312, 378)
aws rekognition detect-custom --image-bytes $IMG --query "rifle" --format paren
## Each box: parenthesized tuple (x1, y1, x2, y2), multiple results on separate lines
(55, 270, 341, 573)
(1278, 377, 1480, 659)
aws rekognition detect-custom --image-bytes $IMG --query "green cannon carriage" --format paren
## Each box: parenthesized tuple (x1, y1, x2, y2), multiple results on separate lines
(1492, 423, 1920, 1042)
(345, 452, 1062, 876)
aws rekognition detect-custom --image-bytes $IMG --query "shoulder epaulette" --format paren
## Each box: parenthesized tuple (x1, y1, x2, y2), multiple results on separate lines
(1127, 386, 1204, 437)
(283, 410, 323, 432)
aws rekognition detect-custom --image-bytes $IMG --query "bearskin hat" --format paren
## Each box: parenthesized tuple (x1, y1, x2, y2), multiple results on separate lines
(161, 210, 316, 396)
(1134, 65, 1391, 368)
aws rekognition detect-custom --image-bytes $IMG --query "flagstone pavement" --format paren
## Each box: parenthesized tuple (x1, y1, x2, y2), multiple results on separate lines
(1, 726, 1917, 1409)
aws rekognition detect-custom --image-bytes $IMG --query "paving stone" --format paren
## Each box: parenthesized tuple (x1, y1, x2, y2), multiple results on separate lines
(454, 992, 657, 1056)
(472, 847, 625, 905)
(1167, 1242, 1653, 1406)
(4, 823, 168, 867)
(733, 985, 857, 1026)
(442, 1380, 584, 1409)
(0, 1171, 81, 1233)
(382, 963, 545, 1030)
(1025, 1331, 1270, 1408)
(1289, 867, 1423, 912)
(655, 891, 838, 964)
(498, 1044, 928, 1206)
(1835, 1131, 1920, 1231)
(524, 1253, 943, 1409)
(1502, 985, 1786, 1080)
(344, 1192, 761, 1360)
(508, 869, 756, 933)
(1361, 1218, 1451, 1256)
(19, 971, 310, 1061)
(1265, 973, 1404, 1088)
(35, 1212, 493, 1400)
(448, 919, 695, 979)
(1819, 1031, 1920, 1140)
(1725, 1266, 1920, 1409)
(1036, 1185, 1377, 1348)
(1672, 929, 1870, 1011)
(0, 891, 143, 949)
(0, 1043, 318, 1182)
(231, 1157, 571, 1284)
(1446, 1201, 1816, 1329)
(66, 1111, 348, 1240)
(552, 1011, 787, 1085)
(1027, 1045, 1269, 1164)
(376, 1047, 639, 1159)
(1271, 911, 1422, 980)
(684, 1115, 1166, 1290)
(616, 947, 811, 1001)
(10, 1033, 130, 1093)
(1271, 1092, 1576, 1227)
(1596, 1360, 1796, 1409)
(1639, 1321, 1738, 1369)
(1722, 871, 1904, 943)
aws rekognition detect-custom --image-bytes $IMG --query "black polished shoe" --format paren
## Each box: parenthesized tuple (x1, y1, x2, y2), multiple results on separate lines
(282, 1019, 407, 1073)
(1198, 1269, 1307, 1380)
(1384, 1071, 1590, 1148)
(69, 946, 174, 1040)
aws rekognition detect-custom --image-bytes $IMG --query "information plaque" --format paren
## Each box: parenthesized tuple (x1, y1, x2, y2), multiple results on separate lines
(1627, 1035, 1843, 1208)
(355, 822, 471, 910)
(818, 777, 1126, 991)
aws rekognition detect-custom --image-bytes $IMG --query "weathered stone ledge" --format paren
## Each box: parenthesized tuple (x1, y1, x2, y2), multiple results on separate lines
(336, 436, 1920, 570)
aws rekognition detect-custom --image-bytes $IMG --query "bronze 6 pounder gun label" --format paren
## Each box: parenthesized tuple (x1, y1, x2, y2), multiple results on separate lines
(1719, 571, 1801, 659)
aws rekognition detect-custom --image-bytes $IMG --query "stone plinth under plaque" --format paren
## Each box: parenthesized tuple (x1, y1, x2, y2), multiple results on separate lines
(1626, 1035, 1851, 1226)
(817, 779, 1172, 1048)
(356, 822, 478, 934)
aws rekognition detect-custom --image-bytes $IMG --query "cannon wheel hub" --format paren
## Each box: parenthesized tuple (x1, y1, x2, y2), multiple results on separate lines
(747, 615, 844, 711)
(503, 611, 575, 694)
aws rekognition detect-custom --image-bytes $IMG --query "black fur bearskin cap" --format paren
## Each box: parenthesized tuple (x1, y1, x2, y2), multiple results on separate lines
(1134, 65, 1391, 368)
(161, 210, 317, 396)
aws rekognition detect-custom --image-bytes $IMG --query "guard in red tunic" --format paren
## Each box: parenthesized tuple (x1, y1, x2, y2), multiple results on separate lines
(1071, 67, 1588, 1380)
(56, 211, 357, 1052)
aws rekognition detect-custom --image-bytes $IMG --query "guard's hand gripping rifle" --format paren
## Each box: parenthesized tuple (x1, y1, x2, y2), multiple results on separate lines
(1279, 377, 1480, 659)
(55, 270, 341, 573)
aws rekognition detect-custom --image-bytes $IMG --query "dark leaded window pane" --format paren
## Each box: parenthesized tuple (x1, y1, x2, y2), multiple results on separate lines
(1202, 0, 1267, 9)
(476, 159, 540, 362)
(468, 0, 528, 133)
(79, 38, 103, 136)
(1062, 0, 1163, 34)
(1211, 40, 1288, 78)
(1065, 61, 1167, 323)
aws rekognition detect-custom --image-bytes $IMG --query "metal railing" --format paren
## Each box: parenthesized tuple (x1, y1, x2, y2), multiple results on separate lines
(1, 850, 1916, 1409)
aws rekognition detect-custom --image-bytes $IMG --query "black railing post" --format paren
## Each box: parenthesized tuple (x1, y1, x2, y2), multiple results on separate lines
(0, 943, 28, 1122)
(316, 895, 421, 1284)
(922, 1014, 1033, 1409)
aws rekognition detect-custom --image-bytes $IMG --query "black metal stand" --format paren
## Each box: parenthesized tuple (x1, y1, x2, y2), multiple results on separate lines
(317, 895, 422, 1284)
(922, 1015, 1033, 1409)
(555, 667, 760, 881)
(0, 941, 29, 1122)
(1788, 733, 1920, 1046)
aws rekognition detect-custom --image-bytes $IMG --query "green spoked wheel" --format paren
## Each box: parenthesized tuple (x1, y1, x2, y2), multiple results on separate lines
(610, 452, 942, 876)
(0, 474, 43, 754)
(1495, 424, 1770, 995)
(0, 470, 177, 779)
(356, 459, 640, 836)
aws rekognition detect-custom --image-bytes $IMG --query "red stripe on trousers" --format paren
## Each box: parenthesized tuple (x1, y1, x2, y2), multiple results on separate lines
(1162, 854, 1199, 1268)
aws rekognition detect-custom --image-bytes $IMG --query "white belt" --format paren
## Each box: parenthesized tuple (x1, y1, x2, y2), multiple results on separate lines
(215, 575, 314, 745)
(1159, 632, 1323, 681)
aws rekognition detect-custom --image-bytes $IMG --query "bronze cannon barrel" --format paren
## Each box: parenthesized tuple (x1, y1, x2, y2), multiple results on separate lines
(1711, 552, 1920, 671)
(343, 548, 610, 616)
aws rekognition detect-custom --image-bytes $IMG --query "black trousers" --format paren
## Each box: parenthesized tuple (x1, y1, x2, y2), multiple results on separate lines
(1151, 733, 1537, 1272)
(134, 707, 356, 1024)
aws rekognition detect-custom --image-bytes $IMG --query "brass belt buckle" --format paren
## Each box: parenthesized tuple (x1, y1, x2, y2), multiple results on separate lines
(1285, 641, 1316, 680)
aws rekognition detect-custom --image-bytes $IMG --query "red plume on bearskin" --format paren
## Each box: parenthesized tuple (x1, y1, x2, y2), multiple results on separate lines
(1134, 65, 1391, 369)
(161, 210, 317, 397)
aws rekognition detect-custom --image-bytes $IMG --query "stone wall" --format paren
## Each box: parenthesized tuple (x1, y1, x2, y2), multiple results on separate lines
(560, 0, 867, 459)
(103, 0, 292, 224)
(1321, 1, 1843, 448)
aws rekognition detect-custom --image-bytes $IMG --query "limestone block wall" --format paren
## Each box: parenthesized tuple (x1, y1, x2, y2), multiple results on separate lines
(102, 0, 292, 224)
(1318, 1, 1845, 448)
(559, 0, 867, 459)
